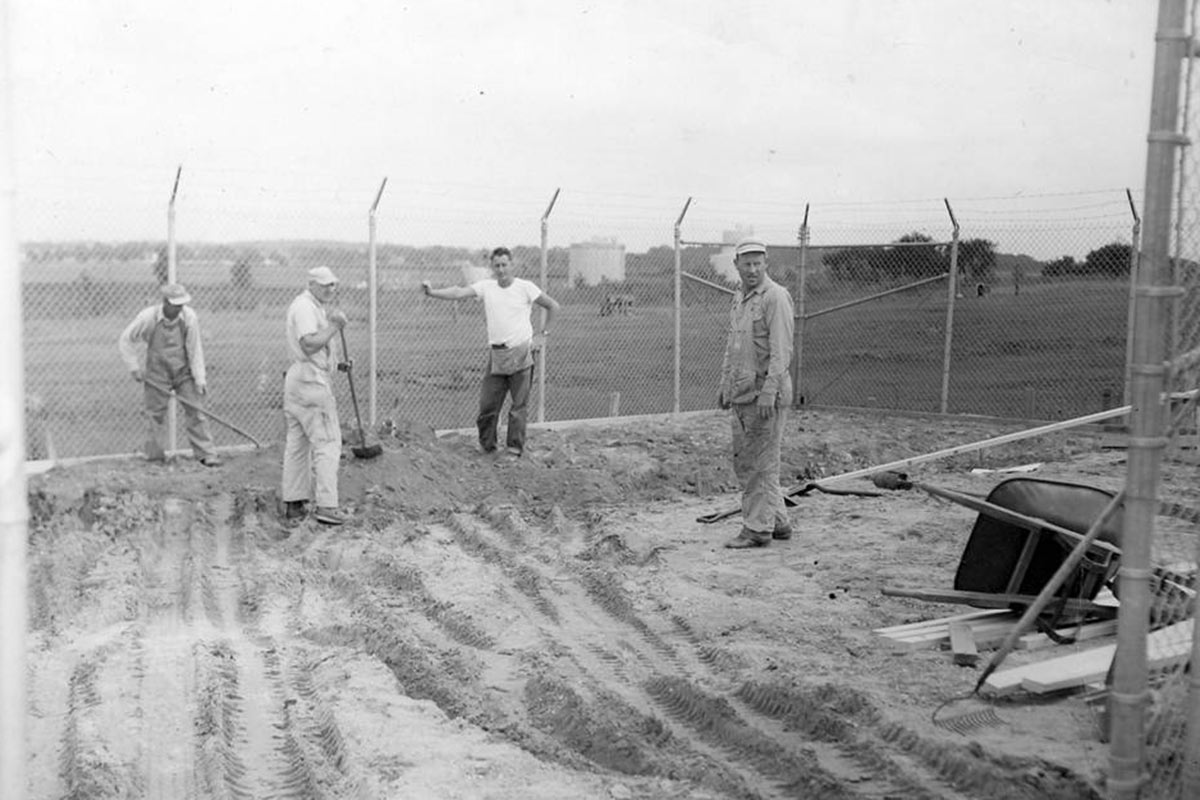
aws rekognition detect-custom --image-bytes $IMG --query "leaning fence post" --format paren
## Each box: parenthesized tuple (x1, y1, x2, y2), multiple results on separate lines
(367, 177, 387, 426)
(167, 166, 182, 456)
(940, 198, 960, 414)
(1124, 189, 1141, 410)
(792, 204, 809, 409)
(673, 197, 692, 414)
(538, 188, 559, 424)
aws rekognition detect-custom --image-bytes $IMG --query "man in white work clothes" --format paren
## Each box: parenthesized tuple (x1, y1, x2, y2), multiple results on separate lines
(282, 266, 349, 525)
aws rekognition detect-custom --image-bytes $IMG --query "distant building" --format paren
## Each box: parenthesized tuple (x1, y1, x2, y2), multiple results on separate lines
(710, 226, 754, 282)
(569, 238, 625, 286)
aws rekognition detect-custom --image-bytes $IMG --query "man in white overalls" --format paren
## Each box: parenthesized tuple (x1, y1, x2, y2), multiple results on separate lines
(282, 267, 348, 525)
(118, 282, 221, 465)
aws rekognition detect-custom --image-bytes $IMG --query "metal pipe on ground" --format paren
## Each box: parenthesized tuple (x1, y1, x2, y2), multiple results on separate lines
(696, 404, 1132, 524)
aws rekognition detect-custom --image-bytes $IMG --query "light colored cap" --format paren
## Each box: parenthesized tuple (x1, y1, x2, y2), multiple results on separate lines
(161, 283, 192, 305)
(307, 266, 339, 285)
(734, 238, 768, 257)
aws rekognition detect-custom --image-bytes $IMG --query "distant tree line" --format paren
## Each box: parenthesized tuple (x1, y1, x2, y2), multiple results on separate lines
(821, 233, 998, 284)
(1043, 243, 1133, 278)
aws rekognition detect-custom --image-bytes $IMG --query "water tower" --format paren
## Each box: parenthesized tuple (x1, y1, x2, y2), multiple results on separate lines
(568, 238, 625, 286)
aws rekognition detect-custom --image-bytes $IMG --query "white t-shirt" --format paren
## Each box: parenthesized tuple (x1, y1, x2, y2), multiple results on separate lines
(470, 278, 542, 347)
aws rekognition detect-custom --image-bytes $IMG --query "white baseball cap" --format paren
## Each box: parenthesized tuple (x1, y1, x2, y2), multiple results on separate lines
(307, 266, 339, 285)
(734, 238, 768, 257)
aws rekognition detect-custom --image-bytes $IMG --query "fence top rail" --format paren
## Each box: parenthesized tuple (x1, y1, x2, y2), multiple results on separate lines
(680, 239, 955, 249)
(809, 239, 955, 249)
(682, 271, 735, 295)
(679, 239, 802, 249)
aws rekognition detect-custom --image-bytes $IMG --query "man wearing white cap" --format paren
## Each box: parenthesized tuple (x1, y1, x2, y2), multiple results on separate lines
(718, 238, 795, 548)
(282, 267, 349, 525)
(118, 282, 221, 466)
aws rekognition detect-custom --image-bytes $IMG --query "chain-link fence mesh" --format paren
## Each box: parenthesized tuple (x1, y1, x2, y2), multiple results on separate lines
(21, 187, 1150, 462)
(678, 201, 1138, 419)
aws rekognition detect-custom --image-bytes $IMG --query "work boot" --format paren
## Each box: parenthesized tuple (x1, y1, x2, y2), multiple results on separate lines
(725, 528, 770, 549)
(772, 523, 793, 541)
(314, 506, 347, 526)
(284, 501, 308, 522)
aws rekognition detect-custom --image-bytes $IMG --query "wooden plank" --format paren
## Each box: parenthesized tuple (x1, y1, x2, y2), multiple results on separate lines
(1015, 619, 1119, 651)
(982, 619, 1192, 696)
(885, 616, 1020, 647)
(948, 621, 980, 667)
(881, 586, 1118, 616)
(1022, 626, 1192, 694)
(872, 608, 1011, 636)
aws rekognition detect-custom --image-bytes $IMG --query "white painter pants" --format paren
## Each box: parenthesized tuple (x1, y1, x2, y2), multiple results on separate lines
(282, 368, 342, 508)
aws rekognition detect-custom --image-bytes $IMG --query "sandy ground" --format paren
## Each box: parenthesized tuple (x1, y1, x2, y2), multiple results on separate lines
(22, 407, 1198, 799)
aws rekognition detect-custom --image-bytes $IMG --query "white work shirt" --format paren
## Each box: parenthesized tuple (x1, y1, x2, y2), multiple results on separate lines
(470, 278, 542, 347)
(285, 289, 337, 384)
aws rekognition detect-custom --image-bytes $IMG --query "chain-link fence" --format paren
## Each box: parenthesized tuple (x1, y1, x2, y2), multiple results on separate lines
(678, 198, 1139, 419)
(21, 185, 1150, 463)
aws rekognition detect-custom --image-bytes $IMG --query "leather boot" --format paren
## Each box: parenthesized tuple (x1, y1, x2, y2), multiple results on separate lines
(725, 528, 770, 549)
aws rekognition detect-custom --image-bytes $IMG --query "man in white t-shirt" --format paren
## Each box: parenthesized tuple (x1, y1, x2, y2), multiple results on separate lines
(282, 266, 349, 525)
(422, 247, 560, 456)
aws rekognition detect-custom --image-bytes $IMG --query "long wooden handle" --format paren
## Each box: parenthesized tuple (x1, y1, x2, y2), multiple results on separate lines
(142, 377, 263, 449)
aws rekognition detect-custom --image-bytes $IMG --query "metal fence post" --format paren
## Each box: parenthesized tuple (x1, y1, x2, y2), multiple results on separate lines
(1114, 1, 1187, 797)
(166, 166, 181, 454)
(792, 204, 809, 409)
(538, 188, 559, 423)
(1124, 189, 1141, 409)
(673, 197, 692, 414)
(940, 199, 960, 414)
(367, 177, 387, 426)
(0, 1, 29, 793)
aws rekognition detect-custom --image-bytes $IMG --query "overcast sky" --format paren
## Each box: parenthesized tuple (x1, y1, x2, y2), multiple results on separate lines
(9, 0, 1162, 251)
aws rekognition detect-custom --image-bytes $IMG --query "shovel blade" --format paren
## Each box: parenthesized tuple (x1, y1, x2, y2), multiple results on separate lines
(353, 444, 384, 460)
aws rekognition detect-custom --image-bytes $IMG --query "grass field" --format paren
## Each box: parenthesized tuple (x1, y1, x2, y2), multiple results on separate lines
(22, 276, 1130, 458)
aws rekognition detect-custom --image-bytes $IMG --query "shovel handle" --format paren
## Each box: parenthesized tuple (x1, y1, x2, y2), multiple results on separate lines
(142, 377, 263, 448)
(338, 329, 369, 442)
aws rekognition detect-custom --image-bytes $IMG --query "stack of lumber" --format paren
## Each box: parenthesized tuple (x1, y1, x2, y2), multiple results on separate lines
(873, 609, 1117, 653)
(981, 619, 1193, 696)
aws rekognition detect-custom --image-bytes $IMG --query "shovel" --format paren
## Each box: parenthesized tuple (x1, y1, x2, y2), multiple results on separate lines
(338, 329, 384, 460)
